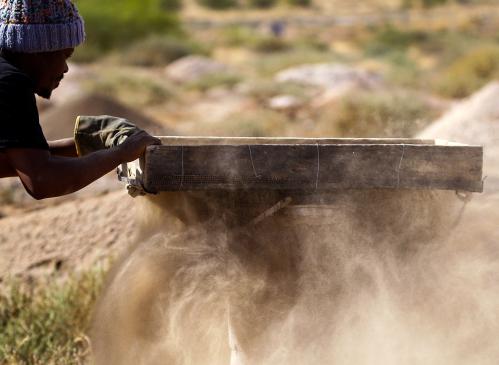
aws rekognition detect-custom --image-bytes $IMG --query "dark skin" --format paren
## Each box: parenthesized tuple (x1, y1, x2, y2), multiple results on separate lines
(0, 48, 160, 199)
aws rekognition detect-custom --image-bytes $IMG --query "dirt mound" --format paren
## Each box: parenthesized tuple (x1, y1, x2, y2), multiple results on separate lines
(418, 82, 499, 193)
(40, 93, 172, 140)
(0, 191, 139, 280)
(418, 83, 499, 310)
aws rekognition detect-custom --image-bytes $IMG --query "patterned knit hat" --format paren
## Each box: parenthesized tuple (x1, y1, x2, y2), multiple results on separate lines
(0, 0, 85, 53)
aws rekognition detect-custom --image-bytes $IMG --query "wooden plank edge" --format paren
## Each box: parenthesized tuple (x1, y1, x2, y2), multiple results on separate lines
(155, 137, 439, 146)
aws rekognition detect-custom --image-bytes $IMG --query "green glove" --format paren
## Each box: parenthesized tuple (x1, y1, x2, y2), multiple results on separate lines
(74, 115, 143, 156)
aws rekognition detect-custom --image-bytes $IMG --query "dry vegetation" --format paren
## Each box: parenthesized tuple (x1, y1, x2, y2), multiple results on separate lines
(0, 270, 104, 364)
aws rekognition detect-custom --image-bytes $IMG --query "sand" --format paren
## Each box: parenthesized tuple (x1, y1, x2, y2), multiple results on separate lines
(0, 191, 138, 280)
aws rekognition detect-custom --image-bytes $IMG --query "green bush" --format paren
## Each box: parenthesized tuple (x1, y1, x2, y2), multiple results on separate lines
(366, 25, 429, 56)
(73, 0, 180, 62)
(317, 91, 435, 137)
(221, 27, 316, 52)
(0, 269, 105, 364)
(286, 0, 312, 7)
(186, 72, 242, 92)
(295, 36, 329, 52)
(220, 26, 260, 47)
(248, 0, 278, 8)
(381, 51, 422, 87)
(159, 0, 183, 11)
(252, 37, 291, 53)
(402, 0, 449, 8)
(436, 46, 499, 98)
(196, 0, 238, 10)
(120, 35, 208, 67)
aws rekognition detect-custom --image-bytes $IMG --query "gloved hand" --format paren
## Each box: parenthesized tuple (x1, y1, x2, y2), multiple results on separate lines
(74, 115, 147, 156)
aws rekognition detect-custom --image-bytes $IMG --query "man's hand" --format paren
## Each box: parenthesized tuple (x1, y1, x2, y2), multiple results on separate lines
(116, 131, 161, 163)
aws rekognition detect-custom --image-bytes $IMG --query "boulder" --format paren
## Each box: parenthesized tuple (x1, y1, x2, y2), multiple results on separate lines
(275, 63, 383, 91)
(165, 56, 231, 84)
(268, 95, 303, 111)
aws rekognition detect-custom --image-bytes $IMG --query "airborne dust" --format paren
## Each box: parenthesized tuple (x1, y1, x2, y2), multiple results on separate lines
(91, 188, 499, 365)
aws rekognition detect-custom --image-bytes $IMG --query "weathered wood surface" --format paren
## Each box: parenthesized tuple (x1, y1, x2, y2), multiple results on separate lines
(140, 140, 483, 193)
(158, 136, 438, 146)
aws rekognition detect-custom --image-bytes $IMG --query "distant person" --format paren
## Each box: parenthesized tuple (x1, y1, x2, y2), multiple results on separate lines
(270, 20, 286, 38)
(0, 0, 159, 199)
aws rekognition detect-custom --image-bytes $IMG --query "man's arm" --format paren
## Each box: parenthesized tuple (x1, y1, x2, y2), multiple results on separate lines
(0, 138, 82, 178)
(5, 131, 159, 199)
(48, 138, 78, 157)
(0, 152, 16, 177)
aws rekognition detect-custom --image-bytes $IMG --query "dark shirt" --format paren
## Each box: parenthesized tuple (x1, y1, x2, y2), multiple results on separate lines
(0, 56, 49, 150)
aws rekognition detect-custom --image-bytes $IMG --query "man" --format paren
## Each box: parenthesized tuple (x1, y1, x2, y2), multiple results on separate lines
(0, 0, 159, 199)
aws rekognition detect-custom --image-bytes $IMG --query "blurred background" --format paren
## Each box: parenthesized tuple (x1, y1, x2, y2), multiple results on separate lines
(64, 0, 499, 140)
(1, 0, 499, 363)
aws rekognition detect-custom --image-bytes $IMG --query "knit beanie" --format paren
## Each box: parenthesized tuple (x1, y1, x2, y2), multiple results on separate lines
(0, 0, 85, 53)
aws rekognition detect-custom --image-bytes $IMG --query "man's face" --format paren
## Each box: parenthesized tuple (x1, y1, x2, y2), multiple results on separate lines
(31, 48, 74, 99)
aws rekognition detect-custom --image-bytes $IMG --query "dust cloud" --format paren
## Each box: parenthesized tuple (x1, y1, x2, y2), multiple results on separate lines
(90, 189, 499, 365)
